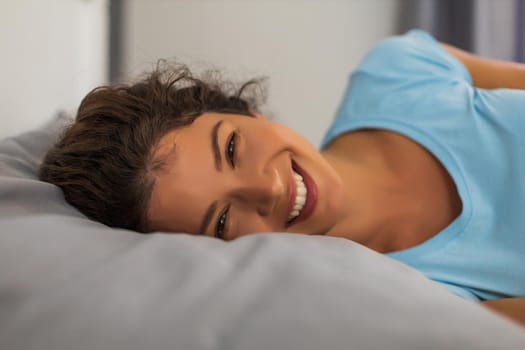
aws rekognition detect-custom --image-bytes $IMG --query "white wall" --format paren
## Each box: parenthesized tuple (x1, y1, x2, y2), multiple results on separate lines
(123, 0, 401, 146)
(0, 0, 108, 139)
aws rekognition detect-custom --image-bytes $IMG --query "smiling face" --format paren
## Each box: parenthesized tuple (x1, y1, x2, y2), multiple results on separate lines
(146, 112, 345, 239)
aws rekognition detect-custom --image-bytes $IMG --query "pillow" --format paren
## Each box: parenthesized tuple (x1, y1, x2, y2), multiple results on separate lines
(1, 113, 525, 350)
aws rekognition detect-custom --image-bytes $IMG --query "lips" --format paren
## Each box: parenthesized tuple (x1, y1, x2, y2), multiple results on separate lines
(285, 160, 318, 227)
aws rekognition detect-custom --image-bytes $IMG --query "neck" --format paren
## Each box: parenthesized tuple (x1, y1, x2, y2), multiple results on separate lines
(321, 139, 421, 253)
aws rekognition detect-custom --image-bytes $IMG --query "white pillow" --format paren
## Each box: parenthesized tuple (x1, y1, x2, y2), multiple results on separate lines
(1, 113, 524, 350)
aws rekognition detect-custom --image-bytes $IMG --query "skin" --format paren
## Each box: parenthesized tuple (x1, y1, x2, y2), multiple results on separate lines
(147, 113, 346, 240)
(147, 44, 525, 327)
(147, 112, 457, 252)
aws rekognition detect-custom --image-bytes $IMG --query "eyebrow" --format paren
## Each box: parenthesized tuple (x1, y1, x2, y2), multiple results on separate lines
(199, 120, 224, 235)
(212, 120, 223, 171)
(199, 200, 218, 236)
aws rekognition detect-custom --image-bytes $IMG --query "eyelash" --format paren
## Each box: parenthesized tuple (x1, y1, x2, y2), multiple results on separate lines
(226, 131, 237, 168)
(215, 205, 230, 239)
(215, 130, 238, 239)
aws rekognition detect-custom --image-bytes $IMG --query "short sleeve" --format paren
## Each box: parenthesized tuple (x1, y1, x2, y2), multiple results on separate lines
(436, 282, 481, 301)
(321, 30, 475, 149)
(356, 30, 472, 85)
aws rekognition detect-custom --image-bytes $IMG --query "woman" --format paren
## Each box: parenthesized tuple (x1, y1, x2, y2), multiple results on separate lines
(40, 31, 525, 325)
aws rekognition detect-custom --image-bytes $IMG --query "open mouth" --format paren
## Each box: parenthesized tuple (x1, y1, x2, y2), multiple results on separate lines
(286, 160, 318, 227)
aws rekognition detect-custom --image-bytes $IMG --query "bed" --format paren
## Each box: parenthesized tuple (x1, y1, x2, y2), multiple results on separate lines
(1, 113, 524, 349)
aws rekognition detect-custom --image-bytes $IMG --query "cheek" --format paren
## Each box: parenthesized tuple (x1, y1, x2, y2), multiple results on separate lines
(233, 212, 273, 239)
(271, 122, 312, 145)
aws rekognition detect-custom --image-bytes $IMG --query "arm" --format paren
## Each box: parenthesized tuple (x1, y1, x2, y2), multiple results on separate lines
(481, 297, 525, 327)
(441, 43, 525, 90)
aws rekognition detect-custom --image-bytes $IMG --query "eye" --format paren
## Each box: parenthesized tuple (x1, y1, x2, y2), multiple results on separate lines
(215, 205, 231, 240)
(226, 131, 237, 168)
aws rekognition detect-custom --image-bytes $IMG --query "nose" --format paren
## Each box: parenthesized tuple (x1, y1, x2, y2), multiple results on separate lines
(232, 168, 285, 216)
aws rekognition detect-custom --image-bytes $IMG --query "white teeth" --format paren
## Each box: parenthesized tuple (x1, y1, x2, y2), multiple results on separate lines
(288, 170, 308, 221)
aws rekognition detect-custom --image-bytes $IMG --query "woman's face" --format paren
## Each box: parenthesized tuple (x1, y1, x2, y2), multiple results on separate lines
(147, 112, 345, 239)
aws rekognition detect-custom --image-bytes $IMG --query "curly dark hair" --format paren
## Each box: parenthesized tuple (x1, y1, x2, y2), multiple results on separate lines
(39, 62, 264, 233)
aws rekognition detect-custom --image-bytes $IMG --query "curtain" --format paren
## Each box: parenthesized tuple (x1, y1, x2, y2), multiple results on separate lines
(398, 0, 525, 62)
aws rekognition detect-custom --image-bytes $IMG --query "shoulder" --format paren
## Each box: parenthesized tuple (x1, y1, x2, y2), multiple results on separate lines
(355, 30, 471, 84)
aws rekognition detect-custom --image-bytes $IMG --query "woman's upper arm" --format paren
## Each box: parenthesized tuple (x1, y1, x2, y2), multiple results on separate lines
(481, 297, 525, 328)
(442, 43, 525, 90)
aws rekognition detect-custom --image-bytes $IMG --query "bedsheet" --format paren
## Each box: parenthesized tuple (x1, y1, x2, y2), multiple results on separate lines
(1, 113, 524, 350)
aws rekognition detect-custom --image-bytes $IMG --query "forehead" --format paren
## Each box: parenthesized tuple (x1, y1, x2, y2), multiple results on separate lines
(147, 114, 221, 233)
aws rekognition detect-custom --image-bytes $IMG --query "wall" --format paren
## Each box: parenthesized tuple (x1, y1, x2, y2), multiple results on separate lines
(0, 0, 108, 139)
(122, 0, 401, 146)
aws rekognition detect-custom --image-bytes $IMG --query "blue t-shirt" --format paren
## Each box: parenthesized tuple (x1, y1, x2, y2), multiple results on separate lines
(321, 30, 525, 301)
